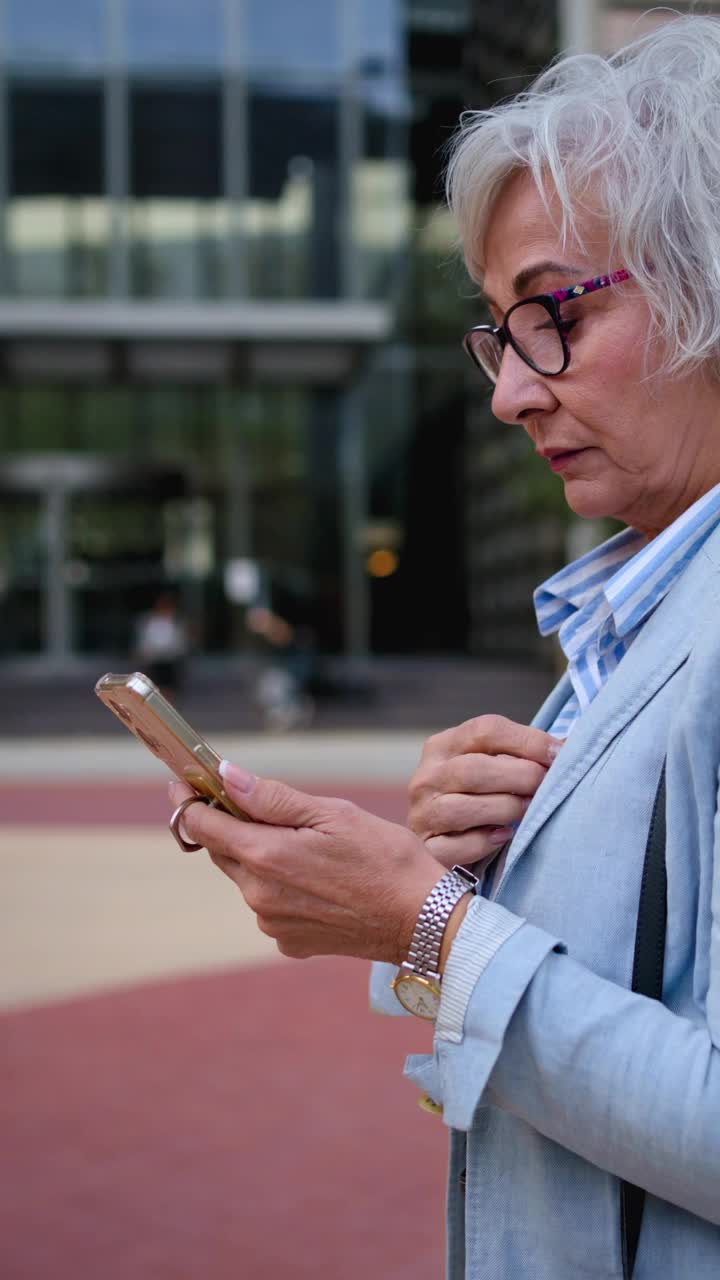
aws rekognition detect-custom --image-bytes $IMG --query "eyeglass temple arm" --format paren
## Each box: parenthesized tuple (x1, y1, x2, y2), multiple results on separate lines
(551, 268, 632, 306)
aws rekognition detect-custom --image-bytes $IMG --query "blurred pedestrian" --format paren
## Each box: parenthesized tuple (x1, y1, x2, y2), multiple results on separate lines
(246, 605, 315, 731)
(169, 17, 720, 1277)
(134, 592, 189, 701)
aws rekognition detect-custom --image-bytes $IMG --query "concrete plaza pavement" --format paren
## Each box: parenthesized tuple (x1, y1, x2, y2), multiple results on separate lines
(0, 727, 431, 785)
(0, 731, 427, 1010)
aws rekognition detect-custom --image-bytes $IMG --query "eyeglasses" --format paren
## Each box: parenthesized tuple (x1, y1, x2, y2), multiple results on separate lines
(463, 268, 632, 385)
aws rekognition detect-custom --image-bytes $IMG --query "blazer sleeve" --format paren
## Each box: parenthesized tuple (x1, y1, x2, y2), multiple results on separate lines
(403, 775, 720, 1227)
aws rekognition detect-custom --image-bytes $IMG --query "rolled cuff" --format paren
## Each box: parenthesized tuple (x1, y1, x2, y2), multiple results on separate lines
(404, 905, 565, 1131)
(437, 895, 526, 1043)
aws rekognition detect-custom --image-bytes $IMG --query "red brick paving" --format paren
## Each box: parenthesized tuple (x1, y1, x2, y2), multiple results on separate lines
(1, 961, 446, 1280)
(1, 781, 449, 1280)
(0, 782, 408, 827)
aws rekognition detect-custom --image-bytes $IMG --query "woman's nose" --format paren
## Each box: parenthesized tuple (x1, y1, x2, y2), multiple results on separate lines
(490, 344, 558, 425)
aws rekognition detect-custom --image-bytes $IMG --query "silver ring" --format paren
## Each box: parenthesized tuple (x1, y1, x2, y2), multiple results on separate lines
(169, 794, 217, 851)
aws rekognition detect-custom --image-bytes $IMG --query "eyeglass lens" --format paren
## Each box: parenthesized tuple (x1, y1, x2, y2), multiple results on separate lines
(468, 301, 566, 383)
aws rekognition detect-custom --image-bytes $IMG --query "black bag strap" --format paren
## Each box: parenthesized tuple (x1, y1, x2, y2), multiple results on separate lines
(620, 761, 668, 1279)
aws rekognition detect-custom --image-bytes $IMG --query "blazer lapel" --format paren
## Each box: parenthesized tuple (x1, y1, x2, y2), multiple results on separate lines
(531, 671, 573, 732)
(499, 529, 720, 884)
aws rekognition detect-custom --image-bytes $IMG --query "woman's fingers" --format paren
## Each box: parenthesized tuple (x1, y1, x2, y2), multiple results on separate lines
(408, 720, 564, 849)
(410, 752, 546, 808)
(169, 769, 445, 966)
(421, 715, 562, 768)
(169, 781, 196, 805)
(425, 828, 515, 868)
(419, 789, 530, 836)
(442, 751, 548, 796)
(409, 753, 546, 840)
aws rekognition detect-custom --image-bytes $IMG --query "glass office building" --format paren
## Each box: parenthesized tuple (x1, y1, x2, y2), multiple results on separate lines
(9, 3, 706, 673)
(0, 0, 456, 667)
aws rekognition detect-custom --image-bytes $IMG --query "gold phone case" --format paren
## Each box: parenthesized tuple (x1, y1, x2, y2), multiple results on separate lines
(94, 672, 247, 819)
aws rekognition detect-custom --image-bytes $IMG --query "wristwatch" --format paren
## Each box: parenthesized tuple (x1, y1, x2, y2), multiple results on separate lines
(392, 865, 479, 1020)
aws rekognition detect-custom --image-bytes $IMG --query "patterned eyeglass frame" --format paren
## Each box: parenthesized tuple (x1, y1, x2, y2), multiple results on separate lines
(463, 268, 633, 380)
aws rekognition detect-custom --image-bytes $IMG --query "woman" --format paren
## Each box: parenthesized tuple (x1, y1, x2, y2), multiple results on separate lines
(169, 16, 720, 1278)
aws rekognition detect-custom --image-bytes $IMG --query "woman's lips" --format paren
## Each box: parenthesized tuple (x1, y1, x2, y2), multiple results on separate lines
(546, 448, 587, 473)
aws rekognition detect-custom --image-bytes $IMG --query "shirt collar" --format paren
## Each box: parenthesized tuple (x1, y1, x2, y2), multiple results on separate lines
(535, 481, 720, 643)
(534, 526, 642, 639)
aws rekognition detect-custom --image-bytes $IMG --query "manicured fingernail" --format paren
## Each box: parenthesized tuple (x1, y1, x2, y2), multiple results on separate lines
(488, 826, 514, 846)
(219, 760, 257, 794)
(547, 739, 564, 763)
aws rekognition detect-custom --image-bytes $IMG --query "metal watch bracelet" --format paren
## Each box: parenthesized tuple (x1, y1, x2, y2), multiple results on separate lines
(405, 865, 479, 978)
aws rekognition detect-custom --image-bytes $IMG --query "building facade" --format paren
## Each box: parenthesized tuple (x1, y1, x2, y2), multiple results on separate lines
(0, 0, 444, 669)
(8, 2, 697, 672)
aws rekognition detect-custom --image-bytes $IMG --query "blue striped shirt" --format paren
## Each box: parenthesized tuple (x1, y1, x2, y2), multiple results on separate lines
(534, 483, 720, 738)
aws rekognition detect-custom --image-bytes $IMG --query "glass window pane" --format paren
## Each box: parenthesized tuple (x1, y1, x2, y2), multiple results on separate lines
(9, 83, 104, 195)
(7, 197, 110, 297)
(130, 85, 221, 197)
(129, 84, 227, 298)
(126, 0, 224, 70)
(245, 0, 341, 72)
(352, 157, 410, 300)
(246, 90, 340, 298)
(358, 0, 404, 68)
(5, 0, 106, 71)
(409, 207, 472, 341)
(8, 84, 108, 296)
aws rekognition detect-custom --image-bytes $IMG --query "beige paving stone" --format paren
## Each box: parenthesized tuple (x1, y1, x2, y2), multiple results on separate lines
(0, 730, 427, 783)
(0, 826, 280, 1011)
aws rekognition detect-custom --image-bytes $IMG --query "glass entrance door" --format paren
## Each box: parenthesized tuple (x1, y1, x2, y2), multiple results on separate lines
(0, 380, 355, 665)
(68, 484, 188, 656)
(0, 454, 189, 664)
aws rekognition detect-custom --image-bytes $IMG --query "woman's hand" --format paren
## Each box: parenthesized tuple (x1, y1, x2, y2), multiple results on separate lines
(168, 766, 445, 965)
(408, 715, 563, 867)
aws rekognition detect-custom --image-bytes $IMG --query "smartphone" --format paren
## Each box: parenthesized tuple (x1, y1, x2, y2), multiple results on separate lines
(94, 671, 248, 819)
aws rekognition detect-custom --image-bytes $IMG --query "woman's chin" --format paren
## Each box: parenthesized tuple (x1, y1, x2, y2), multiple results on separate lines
(562, 483, 616, 523)
(561, 468, 633, 523)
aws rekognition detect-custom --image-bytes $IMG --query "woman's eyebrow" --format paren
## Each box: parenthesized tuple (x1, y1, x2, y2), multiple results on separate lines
(512, 260, 584, 296)
(481, 260, 584, 308)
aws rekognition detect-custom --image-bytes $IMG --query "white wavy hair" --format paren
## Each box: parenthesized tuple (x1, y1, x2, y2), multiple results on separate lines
(446, 12, 720, 378)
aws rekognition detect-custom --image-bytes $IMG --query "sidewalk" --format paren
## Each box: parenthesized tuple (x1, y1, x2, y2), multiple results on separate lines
(0, 728, 430, 784)
(1, 734, 419, 1010)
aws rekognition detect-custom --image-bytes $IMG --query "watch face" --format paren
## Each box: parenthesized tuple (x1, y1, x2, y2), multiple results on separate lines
(392, 974, 441, 1021)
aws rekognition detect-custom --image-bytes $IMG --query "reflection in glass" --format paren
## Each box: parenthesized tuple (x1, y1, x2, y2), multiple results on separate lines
(0, 383, 344, 656)
(357, 0, 404, 69)
(352, 159, 410, 299)
(411, 207, 470, 340)
(129, 200, 230, 298)
(243, 160, 314, 299)
(245, 0, 340, 71)
(129, 84, 228, 297)
(247, 90, 340, 298)
(6, 0, 106, 70)
(8, 198, 110, 297)
(8, 82, 108, 295)
(70, 491, 169, 653)
(352, 56, 411, 300)
(126, 0, 224, 70)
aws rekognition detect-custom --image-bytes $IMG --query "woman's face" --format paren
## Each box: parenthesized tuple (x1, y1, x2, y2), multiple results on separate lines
(481, 171, 720, 536)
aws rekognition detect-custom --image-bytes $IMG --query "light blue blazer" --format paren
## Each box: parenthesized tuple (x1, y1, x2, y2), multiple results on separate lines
(372, 522, 720, 1278)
